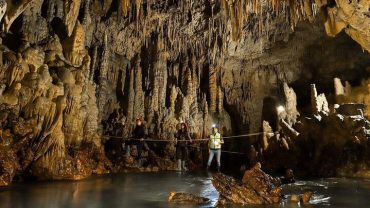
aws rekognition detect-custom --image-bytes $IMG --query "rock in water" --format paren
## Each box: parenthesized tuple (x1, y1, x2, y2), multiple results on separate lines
(212, 163, 281, 205)
(168, 192, 209, 204)
(289, 191, 312, 204)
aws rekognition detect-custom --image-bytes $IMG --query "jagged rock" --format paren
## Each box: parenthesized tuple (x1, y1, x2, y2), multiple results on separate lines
(289, 191, 312, 204)
(168, 192, 209, 204)
(212, 163, 281, 205)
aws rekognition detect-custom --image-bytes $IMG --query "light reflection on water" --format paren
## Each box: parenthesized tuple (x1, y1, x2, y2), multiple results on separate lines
(0, 172, 370, 208)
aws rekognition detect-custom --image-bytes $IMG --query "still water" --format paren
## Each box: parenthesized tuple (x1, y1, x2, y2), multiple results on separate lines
(0, 172, 370, 208)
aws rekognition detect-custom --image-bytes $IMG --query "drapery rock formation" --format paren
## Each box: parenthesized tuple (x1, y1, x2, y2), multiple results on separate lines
(0, 0, 369, 186)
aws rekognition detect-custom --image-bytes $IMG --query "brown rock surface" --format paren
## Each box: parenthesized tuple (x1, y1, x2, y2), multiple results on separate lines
(0, 146, 19, 186)
(212, 163, 281, 205)
(168, 192, 209, 205)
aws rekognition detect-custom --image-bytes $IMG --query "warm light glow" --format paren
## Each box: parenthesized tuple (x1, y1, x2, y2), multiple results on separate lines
(212, 124, 216, 128)
(276, 105, 285, 114)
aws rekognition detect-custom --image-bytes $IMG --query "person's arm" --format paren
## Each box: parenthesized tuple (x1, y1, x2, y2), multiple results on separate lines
(220, 135, 224, 144)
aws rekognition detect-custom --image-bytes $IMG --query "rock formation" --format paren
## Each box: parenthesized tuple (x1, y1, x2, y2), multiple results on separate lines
(0, 0, 369, 186)
(213, 163, 281, 205)
(168, 192, 209, 205)
(260, 83, 370, 177)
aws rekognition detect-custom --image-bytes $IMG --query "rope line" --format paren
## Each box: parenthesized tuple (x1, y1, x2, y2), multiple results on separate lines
(103, 132, 266, 155)
(102, 132, 265, 142)
(221, 150, 248, 155)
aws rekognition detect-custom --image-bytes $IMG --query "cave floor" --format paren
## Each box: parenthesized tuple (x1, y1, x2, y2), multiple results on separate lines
(0, 172, 370, 208)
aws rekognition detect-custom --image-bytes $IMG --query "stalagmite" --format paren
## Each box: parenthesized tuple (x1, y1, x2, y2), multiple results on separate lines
(186, 68, 194, 105)
(133, 59, 144, 120)
(310, 87, 329, 115)
(283, 83, 299, 125)
(262, 121, 273, 150)
(169, 85, 177, 110)
(334, 77, 345, 96)
(311, 84, 319, 115)
(126, 67, 135, 135)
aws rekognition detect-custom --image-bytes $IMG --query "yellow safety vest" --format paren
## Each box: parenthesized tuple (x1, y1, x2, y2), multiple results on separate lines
(209, 133, 222, 149)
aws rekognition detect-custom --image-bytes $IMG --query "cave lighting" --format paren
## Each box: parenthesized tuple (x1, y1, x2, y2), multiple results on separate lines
(276, 105, 285, 114)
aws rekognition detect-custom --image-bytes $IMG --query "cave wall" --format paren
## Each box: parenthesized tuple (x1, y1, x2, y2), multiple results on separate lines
(0, 0, 369, 185)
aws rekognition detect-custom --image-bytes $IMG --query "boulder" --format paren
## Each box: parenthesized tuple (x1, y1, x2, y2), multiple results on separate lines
(212, 163, 281, 205)
(168, 192, 209, 204)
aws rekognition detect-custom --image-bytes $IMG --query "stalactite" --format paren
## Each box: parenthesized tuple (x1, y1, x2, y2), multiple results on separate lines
(82, 0, 93, 48)
(150, 67, 160, 113)
(170, 85, 177, 110)
(217, 86, 223, 113)
(209, 67, 217, 113)
(156, 39, 168, 111)
(99, 33, 109, 80)
(158, 60, 167, 110)
(63, 0, 82, 37)
(126, 67, 135, 132)
(121, 0, 129, 17)
(134, 59, 144, 120)
(186, 68, 194, 105)
(203, 96, 209, 139)
(89, 46, 97, 82)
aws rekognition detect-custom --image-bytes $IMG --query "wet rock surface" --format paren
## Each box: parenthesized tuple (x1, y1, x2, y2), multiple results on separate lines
(168, 192, 209, 205)
(212, 163, 282, 205)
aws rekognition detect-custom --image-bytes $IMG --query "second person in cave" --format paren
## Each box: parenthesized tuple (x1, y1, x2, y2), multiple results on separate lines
(175, 122, 193, 171)
(127, 118, 146, 167)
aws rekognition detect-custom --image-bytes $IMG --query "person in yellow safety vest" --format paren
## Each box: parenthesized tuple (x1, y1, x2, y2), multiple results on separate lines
(207, 126, 224, 172)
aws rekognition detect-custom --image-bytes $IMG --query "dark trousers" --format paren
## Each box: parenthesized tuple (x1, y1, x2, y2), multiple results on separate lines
(176, 145, 188, 161)
(137, 142, 144, 159)
(126, 140, 144, 159)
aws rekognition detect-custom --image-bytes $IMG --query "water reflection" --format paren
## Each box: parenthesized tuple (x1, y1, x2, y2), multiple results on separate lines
(1, 173, 370, 208)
